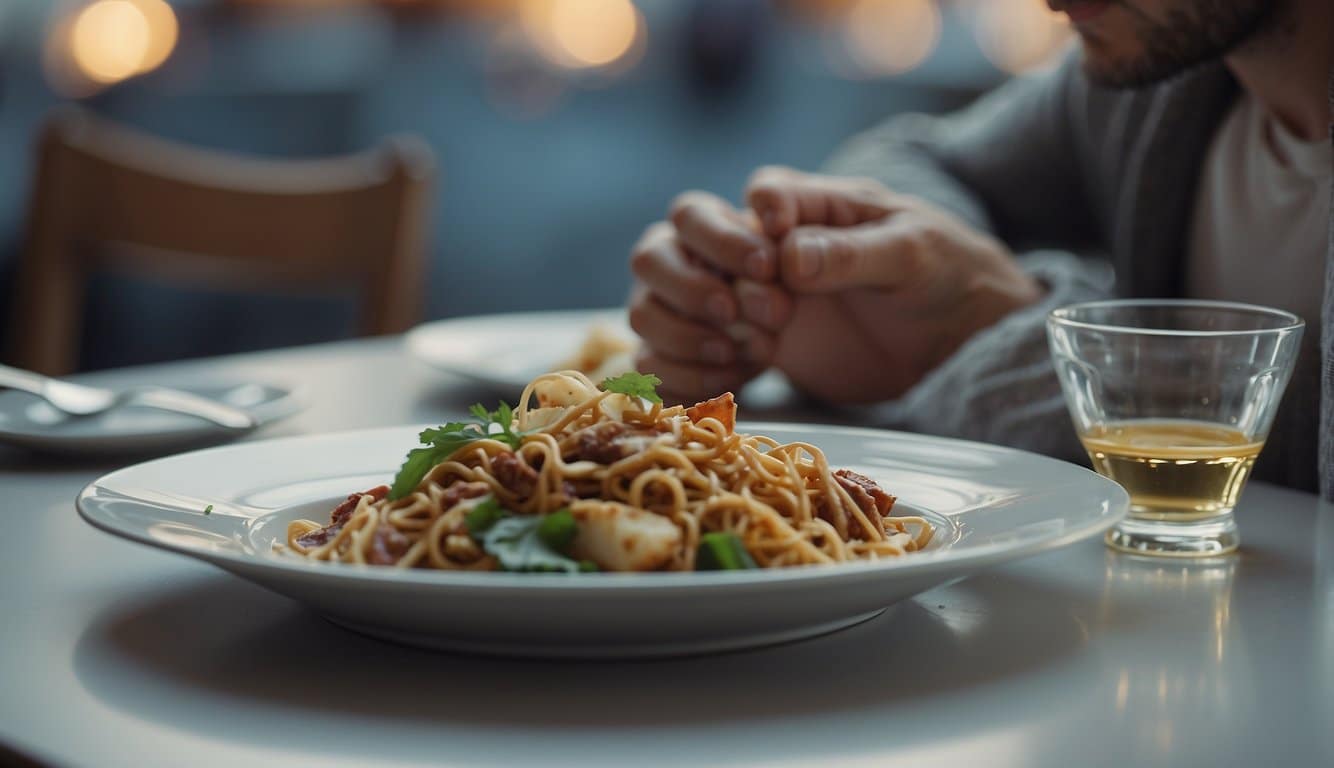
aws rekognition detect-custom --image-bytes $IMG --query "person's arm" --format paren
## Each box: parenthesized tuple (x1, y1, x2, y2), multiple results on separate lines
(823, 52, 1100, 251)
(818, 54, 1112, 460)
(836, 251, 1114, 460)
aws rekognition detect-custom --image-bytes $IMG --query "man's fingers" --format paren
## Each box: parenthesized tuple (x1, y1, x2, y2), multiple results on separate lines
(744, 166, 802, 240)
(777, 222, 927, 294)
(628, 290, 737, 366)
(746, 165, 903, 240)
(734, 279, 793, 332)
(630, 222, 737, 325)
(669, 191, 777, 280)
(636, 349, 757, 405)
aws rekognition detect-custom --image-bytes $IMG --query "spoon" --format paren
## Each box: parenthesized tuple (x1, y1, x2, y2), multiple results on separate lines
(0, 364, 257, 431)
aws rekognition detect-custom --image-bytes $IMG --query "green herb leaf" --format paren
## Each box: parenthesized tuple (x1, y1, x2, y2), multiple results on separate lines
(390, 406, 532, 501)
(203, 504, 213, 515)
(536, 507, 577, 552)
(464, 496, 509, 536)
(695, 532, 758, 570)
(464, 401, 524, 449)
(578, 560, 600, 572)
(420, 421, 479, 446)
(601, 372, 663, 404)
(479, 512, 586, 574)
(391, 446, 449, 501)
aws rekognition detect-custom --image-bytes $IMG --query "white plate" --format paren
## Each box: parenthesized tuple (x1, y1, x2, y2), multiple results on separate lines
(0, 382, 301, 456)
(406, 308, 631, 395)
(77, 423, 1128, 658)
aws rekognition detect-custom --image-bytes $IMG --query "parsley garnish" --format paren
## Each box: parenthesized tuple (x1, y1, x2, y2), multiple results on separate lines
(601, 371, 663, 404)
(467, 402, 524, 449)
(695, 532, 757, 570)
(464, 496, 509, 535)
(390, 402, 532, 500)
(536, 508, 577, 551)
(203, 504, 213, 515)
(390, 422, 479, 501)
(461, 500, 588, 573)
(478, 508, 586, 573)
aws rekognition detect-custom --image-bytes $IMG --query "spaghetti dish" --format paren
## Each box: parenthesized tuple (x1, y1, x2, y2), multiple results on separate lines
(287, 371, 932, 572)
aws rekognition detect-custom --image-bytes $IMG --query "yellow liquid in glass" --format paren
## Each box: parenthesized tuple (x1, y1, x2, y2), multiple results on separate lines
(1080, 420, 1264, 521)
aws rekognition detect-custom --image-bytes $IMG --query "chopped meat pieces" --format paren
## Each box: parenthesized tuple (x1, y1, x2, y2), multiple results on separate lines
(834, 469, 897, 518)
(565, 422, 630, 464)
(566, 423, 668, 465)
(368, 523, 412, 565)
(296, 485, 389, 549)
(438, 480, 490, 511)
(333, 485, 388, 525)
(812, 472, 896, 541)
(295, 526, 337, 549)
(491, 451, 539, 499)
(686, 392, 736, 434)
(813, 496, 852, 540)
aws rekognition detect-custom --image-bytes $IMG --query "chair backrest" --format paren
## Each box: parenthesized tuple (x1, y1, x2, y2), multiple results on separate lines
(8, 106, 435, 375)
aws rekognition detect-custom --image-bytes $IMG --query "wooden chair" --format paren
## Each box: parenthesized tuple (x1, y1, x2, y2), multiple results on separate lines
(7, 106, 435, 375)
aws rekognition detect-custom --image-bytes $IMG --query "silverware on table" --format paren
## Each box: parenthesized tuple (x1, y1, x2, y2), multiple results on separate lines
(0, 363, 257, 431)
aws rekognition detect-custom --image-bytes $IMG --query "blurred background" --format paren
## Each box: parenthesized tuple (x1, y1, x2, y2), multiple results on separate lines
(0, 0, 1071, 372)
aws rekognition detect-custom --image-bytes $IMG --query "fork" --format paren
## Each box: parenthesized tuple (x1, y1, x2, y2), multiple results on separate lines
(0, 364, 258, 431)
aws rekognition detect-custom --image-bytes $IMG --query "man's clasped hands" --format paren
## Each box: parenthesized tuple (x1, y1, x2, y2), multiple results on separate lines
(627, 166, 1044, 405)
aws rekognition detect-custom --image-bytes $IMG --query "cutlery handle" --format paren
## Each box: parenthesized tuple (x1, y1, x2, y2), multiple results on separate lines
(129, 389, 258, 431)
(0, 364, 50, 398)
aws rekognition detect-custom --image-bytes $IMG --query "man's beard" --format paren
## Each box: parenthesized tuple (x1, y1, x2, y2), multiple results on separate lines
(1077, 0, 1282, 88)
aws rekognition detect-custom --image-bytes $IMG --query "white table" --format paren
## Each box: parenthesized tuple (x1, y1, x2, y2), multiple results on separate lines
(2, 338, 1331, 768)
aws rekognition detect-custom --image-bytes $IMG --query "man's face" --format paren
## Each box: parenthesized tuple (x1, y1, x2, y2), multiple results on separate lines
(1047, 0, 1280, 87)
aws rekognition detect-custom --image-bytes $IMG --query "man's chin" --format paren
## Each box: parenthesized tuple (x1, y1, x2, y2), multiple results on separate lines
(1076, 40, 1168, 89)
(1080, 57, 1130, 88)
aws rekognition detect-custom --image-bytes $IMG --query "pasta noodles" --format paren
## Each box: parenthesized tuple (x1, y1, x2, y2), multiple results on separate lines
(286, 371, 932, 572)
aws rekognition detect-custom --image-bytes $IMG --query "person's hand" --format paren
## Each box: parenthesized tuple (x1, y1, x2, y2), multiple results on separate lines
(627, 191, 789, 403)
(739, 166, 1044, 404)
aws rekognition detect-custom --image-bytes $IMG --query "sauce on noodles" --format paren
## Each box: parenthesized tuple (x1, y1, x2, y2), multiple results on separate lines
(286, 371, 932, 571)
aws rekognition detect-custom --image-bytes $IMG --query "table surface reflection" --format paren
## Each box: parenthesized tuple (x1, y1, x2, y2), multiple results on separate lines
(1, 337, 1331, 768)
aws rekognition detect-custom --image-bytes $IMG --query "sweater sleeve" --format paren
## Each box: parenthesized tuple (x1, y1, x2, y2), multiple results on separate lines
(898, 252, 1112, 460)
(823, 51, 1100, 253)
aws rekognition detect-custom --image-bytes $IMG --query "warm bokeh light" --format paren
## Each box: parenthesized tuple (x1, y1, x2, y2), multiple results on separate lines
(969, 0, 1071, 74)
(134, 0, 179, 73)
(60, 0, 179, 89)
(839, 0, 940, 77)
(71, 1, 152, 83)
(519, 0, 643, 70)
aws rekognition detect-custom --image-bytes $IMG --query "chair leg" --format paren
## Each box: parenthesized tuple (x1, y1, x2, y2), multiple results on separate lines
(362, 136, 433, 336)
(9, 128, 84, 376)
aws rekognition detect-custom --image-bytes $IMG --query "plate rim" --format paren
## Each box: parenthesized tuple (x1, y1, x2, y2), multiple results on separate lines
(404, 307, 628, 383)
(76, 422, 1129, 592)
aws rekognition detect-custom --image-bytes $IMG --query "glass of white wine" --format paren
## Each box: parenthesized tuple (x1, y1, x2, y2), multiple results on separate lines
(1047, 300, 1303, 556)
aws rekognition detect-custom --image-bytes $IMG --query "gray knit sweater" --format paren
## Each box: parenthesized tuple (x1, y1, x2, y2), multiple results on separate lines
(823, 52, 1333, 498)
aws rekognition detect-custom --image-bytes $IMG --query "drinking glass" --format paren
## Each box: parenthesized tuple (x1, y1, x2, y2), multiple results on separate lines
(1047, 300, 1303, 556)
